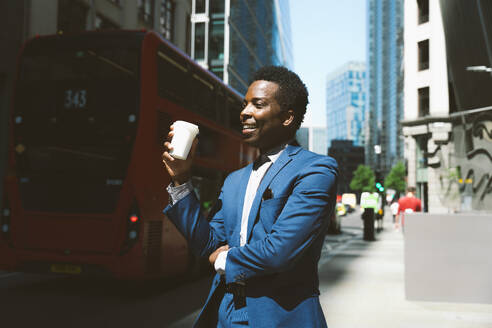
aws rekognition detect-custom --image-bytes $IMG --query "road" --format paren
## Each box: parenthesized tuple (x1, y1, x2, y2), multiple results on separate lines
(0, 210, 363, 328)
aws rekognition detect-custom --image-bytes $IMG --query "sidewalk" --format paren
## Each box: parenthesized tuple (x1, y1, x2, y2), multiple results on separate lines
(318, 213, 492, 328)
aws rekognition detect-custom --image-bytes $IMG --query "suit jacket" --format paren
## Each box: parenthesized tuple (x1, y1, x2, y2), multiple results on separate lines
(164, 145, 338, 327)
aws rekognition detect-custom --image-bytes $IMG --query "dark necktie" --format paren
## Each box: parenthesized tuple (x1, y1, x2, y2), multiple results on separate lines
(253, 154, 271, 171)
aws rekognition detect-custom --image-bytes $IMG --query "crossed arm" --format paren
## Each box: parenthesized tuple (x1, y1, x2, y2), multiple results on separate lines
(164, 158, 338, 283)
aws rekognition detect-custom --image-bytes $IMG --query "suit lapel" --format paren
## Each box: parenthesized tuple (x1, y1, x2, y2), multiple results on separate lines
(232, 164, 253, 247)
(245, 145, 301, 243)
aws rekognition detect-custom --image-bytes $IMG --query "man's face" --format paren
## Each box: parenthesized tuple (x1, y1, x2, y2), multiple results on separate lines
(240, 80, 294, 151)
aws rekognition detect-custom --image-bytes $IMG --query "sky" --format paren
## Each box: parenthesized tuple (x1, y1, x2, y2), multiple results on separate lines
(289, 0, 366, 127)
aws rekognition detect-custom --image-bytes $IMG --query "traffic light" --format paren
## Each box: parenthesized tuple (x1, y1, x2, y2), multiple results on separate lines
(375, 170, 385, 193)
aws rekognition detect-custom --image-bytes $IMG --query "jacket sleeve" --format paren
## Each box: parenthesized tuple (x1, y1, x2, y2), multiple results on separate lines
(224, 157, 338, 284)
(163, 187, 227, 258)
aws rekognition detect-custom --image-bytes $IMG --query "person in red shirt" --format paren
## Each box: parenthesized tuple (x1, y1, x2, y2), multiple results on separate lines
(396, 186, 422, 230)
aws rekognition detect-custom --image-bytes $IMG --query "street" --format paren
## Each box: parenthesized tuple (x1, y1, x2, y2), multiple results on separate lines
(0, 211, 364, 328)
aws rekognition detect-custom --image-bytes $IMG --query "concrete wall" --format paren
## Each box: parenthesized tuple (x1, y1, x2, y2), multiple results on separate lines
(405, 213, 492, 304)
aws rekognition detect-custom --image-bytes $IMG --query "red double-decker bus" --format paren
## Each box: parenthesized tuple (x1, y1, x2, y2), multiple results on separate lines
(0, 30, 256, 279)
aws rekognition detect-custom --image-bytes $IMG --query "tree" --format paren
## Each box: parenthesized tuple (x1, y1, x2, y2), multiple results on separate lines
(384, 162, 406, 194)
(350, 165, 376, 192)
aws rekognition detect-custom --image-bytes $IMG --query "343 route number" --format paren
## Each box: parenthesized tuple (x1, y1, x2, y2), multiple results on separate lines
(64, 89, 87, 109)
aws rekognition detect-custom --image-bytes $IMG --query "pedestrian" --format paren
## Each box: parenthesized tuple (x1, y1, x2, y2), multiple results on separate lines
(390, 199, 399, 224)
(161, 66, 338, 327)
(396, 186, 422, 230)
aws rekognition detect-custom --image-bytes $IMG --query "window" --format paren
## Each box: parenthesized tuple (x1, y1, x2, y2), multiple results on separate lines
(194, 22, 206, 60)
(138, 0, 154, 26)
(191, 73, 215, 118)
(210, 0, 225, 15)
(209, 19, 224, 64)
(418, 39, 429, 70)
(418, 87, 429, 117)
(195, 0, 206, 13)
(57, 0, 89, 34)
(157, 46, 189, 106)
(417, 0, 429, 24)
(160, 0, 174, 40)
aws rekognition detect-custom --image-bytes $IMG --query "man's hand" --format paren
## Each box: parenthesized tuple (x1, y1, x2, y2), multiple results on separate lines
(162, 125, 198, 186)
(209, 245, 229, 266)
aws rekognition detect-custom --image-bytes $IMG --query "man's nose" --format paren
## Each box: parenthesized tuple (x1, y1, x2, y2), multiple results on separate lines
(240, 103, 254, 120)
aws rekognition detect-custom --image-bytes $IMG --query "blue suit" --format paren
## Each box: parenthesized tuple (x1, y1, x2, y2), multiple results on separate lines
(164, 145, 338, 327)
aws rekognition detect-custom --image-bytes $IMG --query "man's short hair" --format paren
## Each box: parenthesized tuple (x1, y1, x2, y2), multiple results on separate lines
(251, 66, 309, 131)
(406, 186, 416, 193)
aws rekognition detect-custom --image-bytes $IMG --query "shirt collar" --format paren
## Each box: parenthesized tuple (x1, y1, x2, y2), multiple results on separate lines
(261, 141, 290, 164)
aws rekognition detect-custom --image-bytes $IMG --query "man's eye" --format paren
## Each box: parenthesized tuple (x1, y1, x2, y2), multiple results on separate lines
(255, 102, 265, 108)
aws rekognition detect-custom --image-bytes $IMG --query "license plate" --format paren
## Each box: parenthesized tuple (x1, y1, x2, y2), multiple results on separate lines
(50, 264, 82, 274)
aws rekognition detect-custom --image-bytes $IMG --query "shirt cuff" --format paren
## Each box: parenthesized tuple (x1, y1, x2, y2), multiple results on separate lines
(166, 180, 193, 205)
(214, 249, 228, 275)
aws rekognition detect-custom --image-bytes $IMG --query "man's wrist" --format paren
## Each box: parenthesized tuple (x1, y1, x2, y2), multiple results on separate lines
(167, 180, 193, 205)
(214, 249, 228, 275)
(172, 173, 191, 186)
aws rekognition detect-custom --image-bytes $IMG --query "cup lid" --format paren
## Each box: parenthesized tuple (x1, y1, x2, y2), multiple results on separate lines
(174, 120, 199, 134)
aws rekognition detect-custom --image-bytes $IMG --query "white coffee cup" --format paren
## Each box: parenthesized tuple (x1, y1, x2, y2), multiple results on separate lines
(169, 120, 199, 160)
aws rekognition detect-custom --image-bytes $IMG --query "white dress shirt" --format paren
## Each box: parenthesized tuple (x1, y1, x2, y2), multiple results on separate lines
(214, 144, 286, 274)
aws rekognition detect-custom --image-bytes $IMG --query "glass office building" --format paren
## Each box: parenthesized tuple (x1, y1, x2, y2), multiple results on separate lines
(366, 0, 404, 174)
(325, 61, 366, 148)
(191, 0, 293, 94)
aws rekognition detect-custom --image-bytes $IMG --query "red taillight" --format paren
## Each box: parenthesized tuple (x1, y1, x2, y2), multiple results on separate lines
(130, 215, 138, 223)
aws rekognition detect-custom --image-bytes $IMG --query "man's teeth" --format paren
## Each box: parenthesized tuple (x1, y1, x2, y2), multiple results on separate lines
(243, 125, 256, 129)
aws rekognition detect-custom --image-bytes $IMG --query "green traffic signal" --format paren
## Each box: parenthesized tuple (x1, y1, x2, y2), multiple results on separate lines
(376, 182, 382, 189)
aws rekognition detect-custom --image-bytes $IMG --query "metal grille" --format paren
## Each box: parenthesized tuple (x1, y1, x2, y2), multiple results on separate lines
(144, 220, 163, 274)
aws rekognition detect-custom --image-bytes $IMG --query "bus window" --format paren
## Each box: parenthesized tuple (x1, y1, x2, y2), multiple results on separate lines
(215, 89, 226, 125)
(157, 111, 172, 147)
(191, 166, 224, 219)
(195, 125, 217, 159)
(191, 73, 216, 120)
(14, 44, 139, 213)
(157, 47, 189, 107)
(21, 47, 138, 81)
(227, 97, 242, 133)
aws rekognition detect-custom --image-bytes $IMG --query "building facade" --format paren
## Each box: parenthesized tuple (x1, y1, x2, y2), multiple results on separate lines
(402, 0, 449, 212)
(328, 140, 365, 195)
(296, 127, 309, 150)
(190, 0, 293, 94)
(325, 61, 366, 149)
(295, 127, 328, 156)
(403, 0, 492, 212)
(366, 0, 404, 176)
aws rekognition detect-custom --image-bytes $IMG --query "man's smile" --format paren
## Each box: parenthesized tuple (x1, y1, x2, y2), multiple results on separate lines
(242, 123, 257, 135)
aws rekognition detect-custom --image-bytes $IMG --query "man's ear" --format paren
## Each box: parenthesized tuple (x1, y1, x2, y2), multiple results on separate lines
(282, 110, 295, 127)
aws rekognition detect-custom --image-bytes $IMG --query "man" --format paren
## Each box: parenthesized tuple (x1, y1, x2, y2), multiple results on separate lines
(396, 186, 422, 229)
(162, 66, 338, 327)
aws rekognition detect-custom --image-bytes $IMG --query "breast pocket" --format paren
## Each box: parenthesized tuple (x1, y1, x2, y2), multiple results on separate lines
(259, 196, 288, 232)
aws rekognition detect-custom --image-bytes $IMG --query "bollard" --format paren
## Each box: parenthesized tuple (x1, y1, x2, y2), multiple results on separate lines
(362, 207, 375, 241)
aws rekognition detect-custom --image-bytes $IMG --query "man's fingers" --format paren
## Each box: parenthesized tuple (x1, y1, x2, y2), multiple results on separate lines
(162, 151, 174, 162)
(163, 141, 173, 151)
(189, 138, 199, 159)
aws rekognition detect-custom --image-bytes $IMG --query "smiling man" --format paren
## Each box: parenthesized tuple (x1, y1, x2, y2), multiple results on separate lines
(162, 66, 338, 327)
